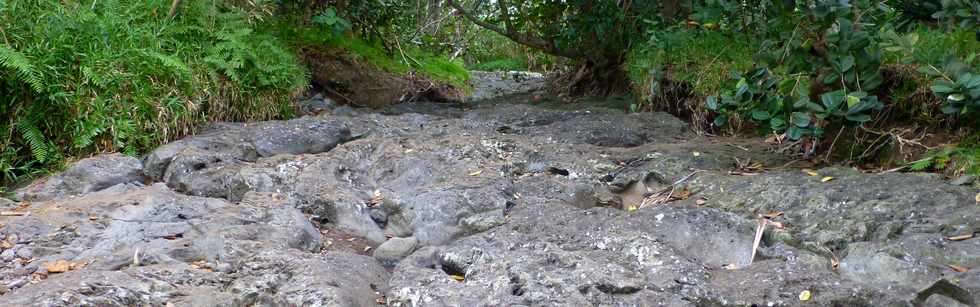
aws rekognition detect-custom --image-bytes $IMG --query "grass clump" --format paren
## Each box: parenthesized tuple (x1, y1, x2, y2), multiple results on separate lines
(268, 16, 470, 90)
(0, 0, 307, 184)
(628, 29, 758, 97)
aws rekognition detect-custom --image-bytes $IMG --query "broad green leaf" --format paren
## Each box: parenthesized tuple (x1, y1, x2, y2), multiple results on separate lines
(751, 109, 771, 120)
(706, 96, 719, 110)
(713, 114, 729, 127)
(770, 117, 786, 130)
(846, 95, 860, 108)
(735, 78, 749, 98)
(840, 56, 855, 72)
(845, 113, 872, 122)
(787, 126, 804, 140)
(930, 84, 955, 94)
(791, 112, 811, 128)
(821, 90, 845, 109)
(940, 104, 959, 114)
(948, 94, 966, 101)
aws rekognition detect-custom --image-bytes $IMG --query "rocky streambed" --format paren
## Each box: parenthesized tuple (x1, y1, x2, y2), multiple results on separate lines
(0, 96, 978, 306)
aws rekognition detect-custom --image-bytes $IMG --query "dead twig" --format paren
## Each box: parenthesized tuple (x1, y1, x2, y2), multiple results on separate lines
(639, 170, 704, 208)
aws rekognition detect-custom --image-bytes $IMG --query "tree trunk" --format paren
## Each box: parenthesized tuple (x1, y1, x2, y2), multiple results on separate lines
(662, 0, 680, 23)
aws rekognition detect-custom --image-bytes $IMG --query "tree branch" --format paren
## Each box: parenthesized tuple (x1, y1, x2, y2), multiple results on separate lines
(447, 0, 581, 59)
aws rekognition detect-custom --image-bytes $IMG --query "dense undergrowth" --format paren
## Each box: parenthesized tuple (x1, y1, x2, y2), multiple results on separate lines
(0, 0, 470, 185)
(0, 0, 307, 183)
(625, 0, 980, 176)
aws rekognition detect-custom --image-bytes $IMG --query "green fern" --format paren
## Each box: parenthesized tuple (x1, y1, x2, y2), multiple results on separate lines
(0, 44, 44, 93)
(16, 119, 53, 163)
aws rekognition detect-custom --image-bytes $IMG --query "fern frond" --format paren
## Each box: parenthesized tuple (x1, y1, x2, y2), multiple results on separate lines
(144, 50, 191, 77)
(16, 119, 52, 163)
(0, 44, 44, 93)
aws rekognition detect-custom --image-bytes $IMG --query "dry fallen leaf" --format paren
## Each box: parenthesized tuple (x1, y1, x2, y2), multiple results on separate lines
(821, 176, 835, 182)
(43, 260, 79, 273)
(0, 240, 12, 249)
(799, 290, 812, 301)
(695, 199, 707, 205)
(468, 170, 483, 176)
(375, 296, 387, 305)
(0, 211, 27, 216)
(975, 192, 979, 203)
(722, 263, 739, 270)
(190, 261, 214, 272)
(30, 271, 47, 282)
(948, 264, 969, 273)
(88, 215, 98, 221)
(803, 169, 819, 177)
(830, 257, 839, 269)
(363, 246, 372, 252)
(449, 274, 465, 282)
(947, 233, 974, 241)
(404, 149, 415, 154)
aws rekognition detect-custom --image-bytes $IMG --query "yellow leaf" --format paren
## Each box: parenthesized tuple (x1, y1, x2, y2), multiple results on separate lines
(948, 233, 974, 241)
(821, 176, 834, 182)
(803, 169, 819, 177)
(450, 274, 465, 282)
(948, 264, 969, 273)
(468, 170, 483, 176)
(975, 192, 979, 203)
(692, 151, 701, 157)
(43, 260, 76, 274)
(799, 290, 812, 301)
(626, 204, 637, 213)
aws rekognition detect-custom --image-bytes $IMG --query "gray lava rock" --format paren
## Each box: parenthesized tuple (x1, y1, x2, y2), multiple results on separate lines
(4, 95, 974, 306)
(300, 93, 337, 115)
(373, 237, 418, 265)
(14, 247, 32, 259)
(0, 184, 381, 305)
(15, 153, 144, 201)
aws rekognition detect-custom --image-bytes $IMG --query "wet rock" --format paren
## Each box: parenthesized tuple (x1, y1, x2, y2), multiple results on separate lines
(15, 153, 144, 201)
(373, 237, 418, 265)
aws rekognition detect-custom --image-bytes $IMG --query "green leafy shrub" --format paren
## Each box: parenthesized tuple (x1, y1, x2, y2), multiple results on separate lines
(933, 0, 980, 30)
(0, 0, 306, 183)
(927, 56, 980, 116)
(708, 68, 883, 140)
